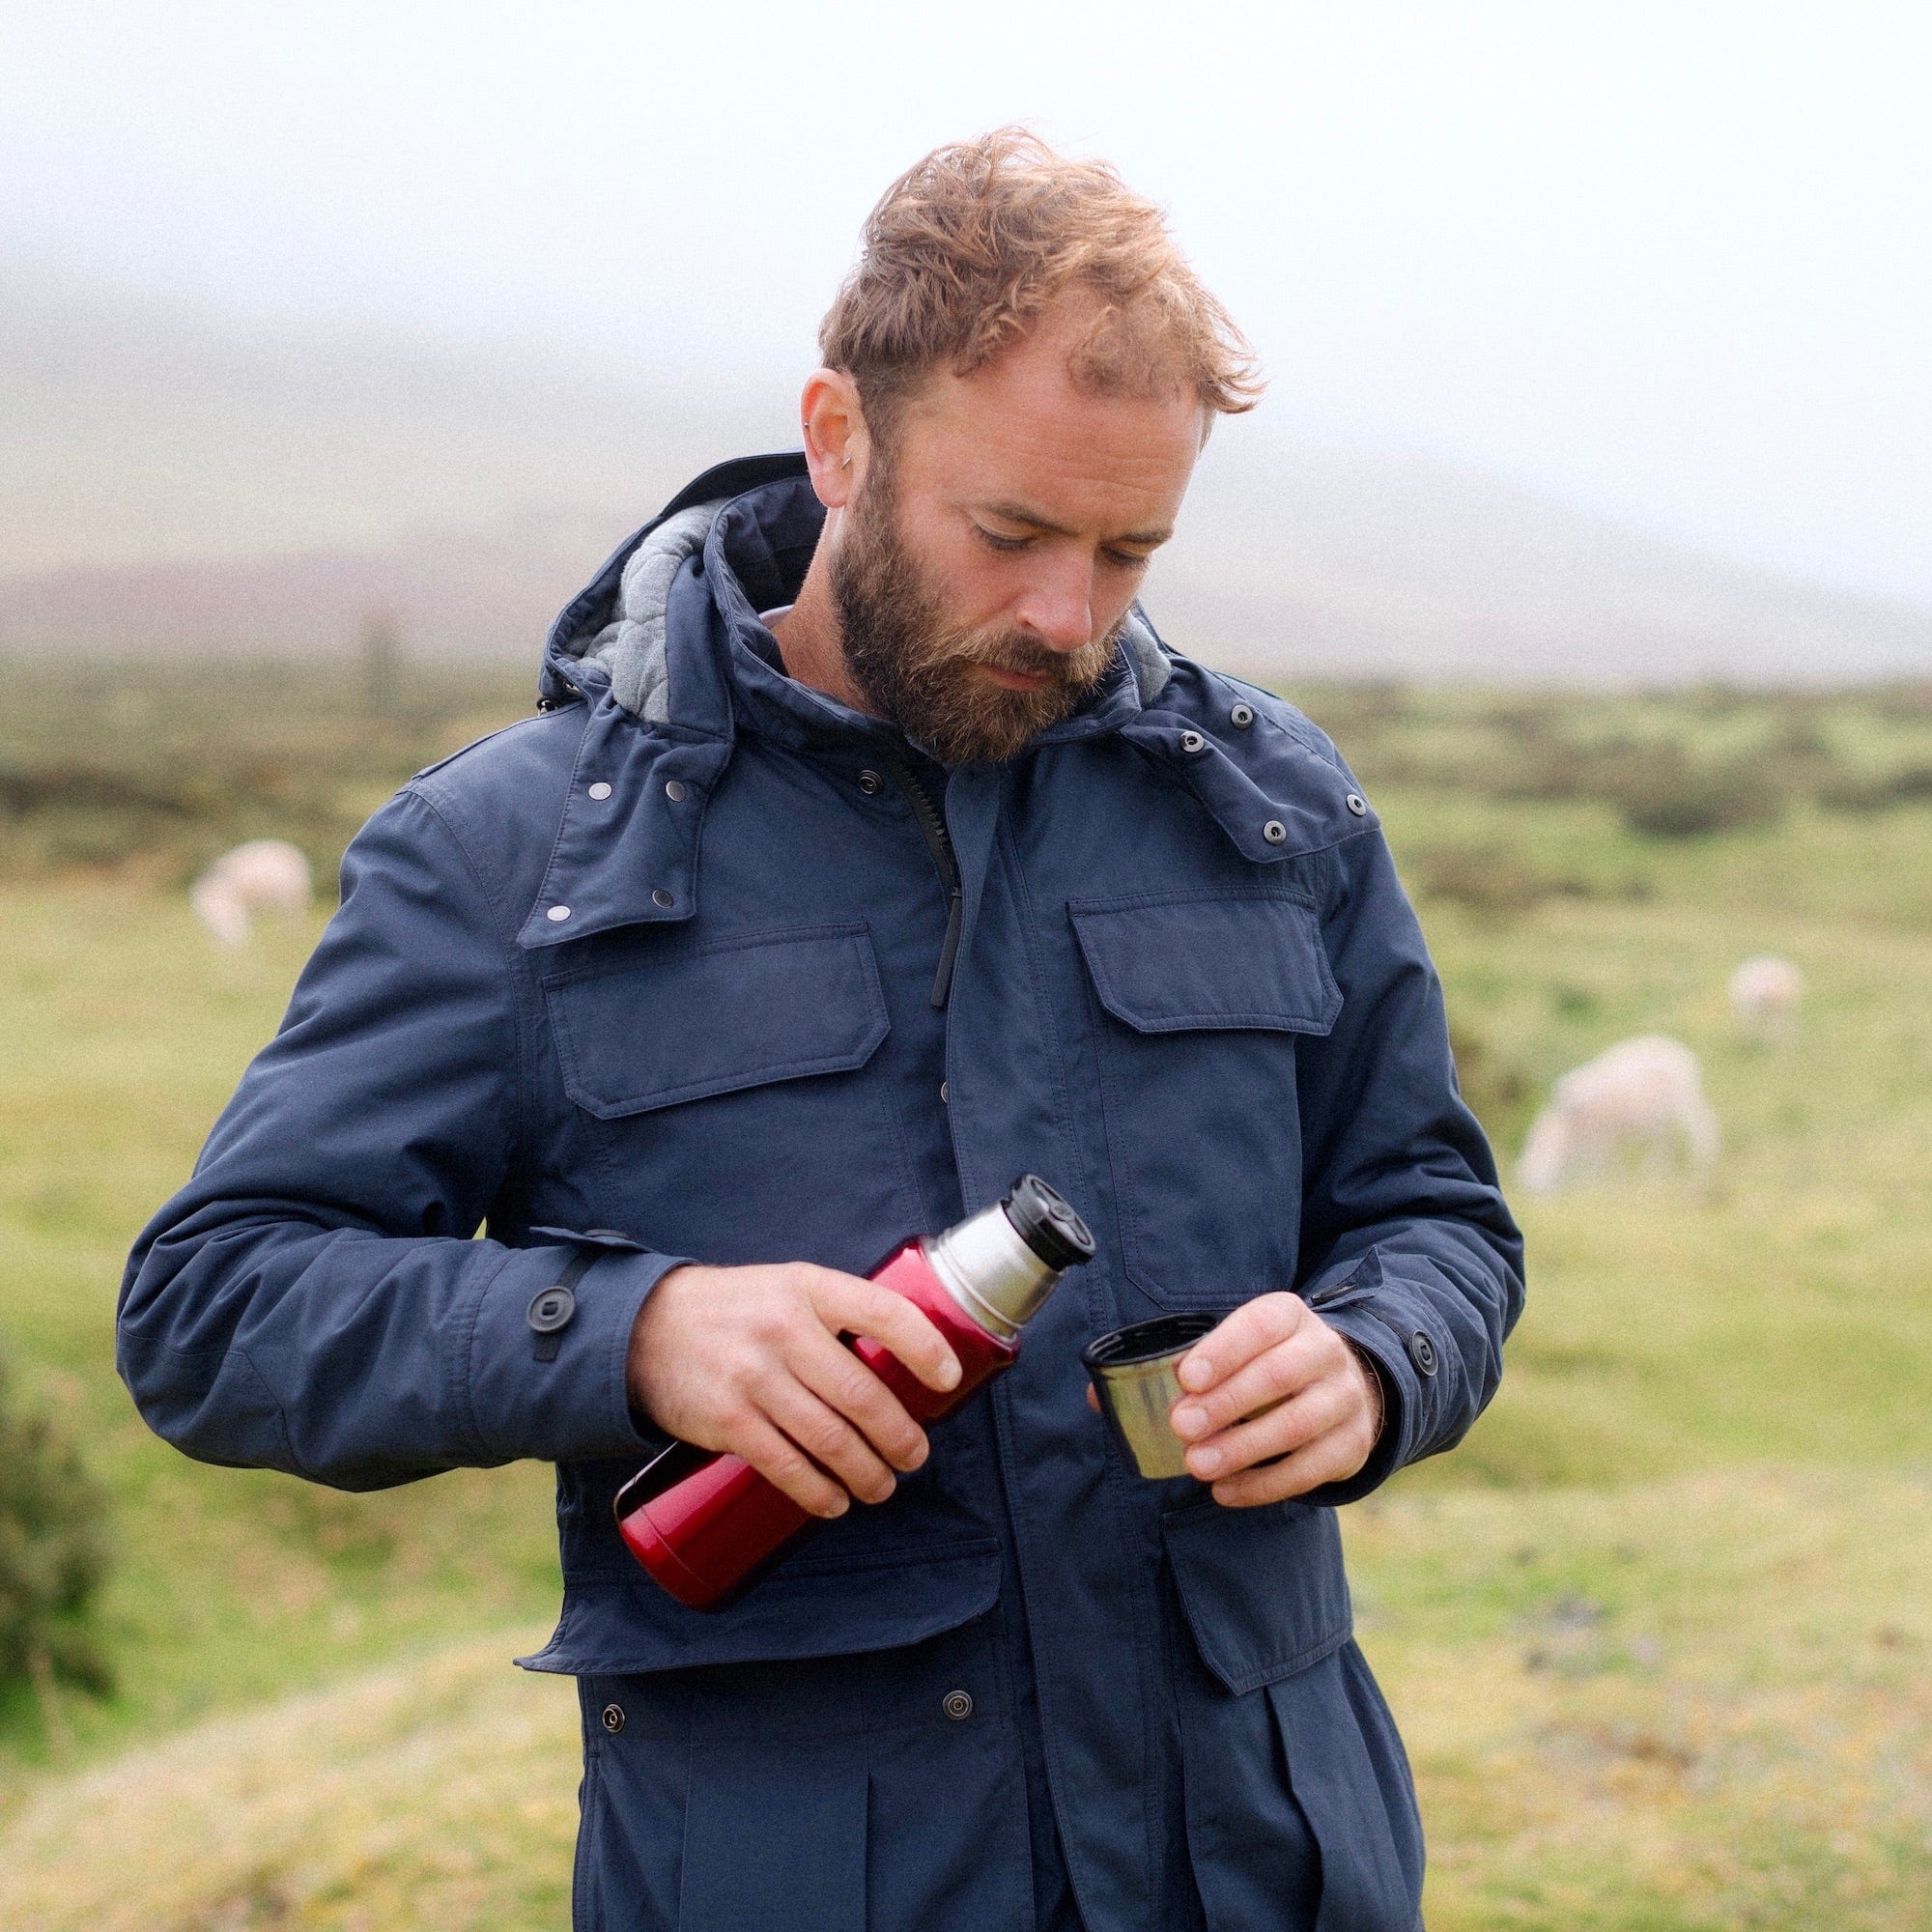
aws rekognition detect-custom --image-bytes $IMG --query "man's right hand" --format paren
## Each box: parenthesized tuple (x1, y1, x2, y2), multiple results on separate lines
(626, 1263, 963, 1519)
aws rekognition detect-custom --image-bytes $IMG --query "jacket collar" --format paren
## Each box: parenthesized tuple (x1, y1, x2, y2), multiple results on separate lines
(520, 452, 1375, 949)
(1120, 656, 1379, 864)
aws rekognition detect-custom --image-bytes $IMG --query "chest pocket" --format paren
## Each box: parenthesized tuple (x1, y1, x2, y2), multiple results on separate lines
(1071, 890, 1341, 1311)
(541, 920, 919, 1267)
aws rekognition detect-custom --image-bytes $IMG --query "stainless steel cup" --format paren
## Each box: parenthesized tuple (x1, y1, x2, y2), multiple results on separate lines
(1083, 1314, 1220, 1480)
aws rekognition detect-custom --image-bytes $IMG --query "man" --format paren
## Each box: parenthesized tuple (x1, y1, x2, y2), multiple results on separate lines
(121, 129, 1521, 1931)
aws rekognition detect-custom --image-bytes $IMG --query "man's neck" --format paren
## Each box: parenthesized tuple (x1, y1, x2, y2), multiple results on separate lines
(764, 548, 872, 716)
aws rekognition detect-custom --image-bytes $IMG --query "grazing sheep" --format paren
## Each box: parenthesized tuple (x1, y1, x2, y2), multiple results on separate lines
(1517, 1034, 1719, 1196)
(1728, 953, 1804, 1039)
(190, 839, 312, 949)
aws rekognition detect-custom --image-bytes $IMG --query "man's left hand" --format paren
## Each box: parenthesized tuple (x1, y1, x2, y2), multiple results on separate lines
(1164, 1293, 1384, 1507)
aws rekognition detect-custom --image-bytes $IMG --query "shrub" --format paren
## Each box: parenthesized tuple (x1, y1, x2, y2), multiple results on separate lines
(0, 1344, 115, 1717)
(1869, 681, 1932, 721)
(0, 653, 532, 882)
(1603, 745, 1785, 838)
(1816, 763, 1932, 814)
(1414, 844, 1552, 919)
(1448, 1018, 1532, 1147)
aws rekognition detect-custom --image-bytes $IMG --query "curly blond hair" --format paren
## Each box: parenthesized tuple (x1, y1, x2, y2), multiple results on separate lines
(819, 128, 1264, 439)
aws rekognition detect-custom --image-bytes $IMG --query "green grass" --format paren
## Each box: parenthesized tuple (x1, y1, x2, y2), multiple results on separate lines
(1351, 1470, 1932, 1930)
(1380, 804, 1932, 1489)
(3, 672, 1931, 1926)
(0, 1633, 580, 1932)
(0, 886, 563, 1779)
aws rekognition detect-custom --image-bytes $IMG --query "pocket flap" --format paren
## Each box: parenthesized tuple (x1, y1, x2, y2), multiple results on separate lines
(544, 921, 891, 1119)
(1163, 1497, 1353, 1693)
(521, 1540, 1002, 1676)
(1070, 893, 1341, 1036)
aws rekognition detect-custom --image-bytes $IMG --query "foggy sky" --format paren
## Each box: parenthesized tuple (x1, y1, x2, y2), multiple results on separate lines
(3, 1, 1928, 607)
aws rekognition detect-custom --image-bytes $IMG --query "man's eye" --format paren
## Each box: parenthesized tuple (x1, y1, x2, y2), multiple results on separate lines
(975, 527, 1033, 554)
(1103, 550, 1151, 571)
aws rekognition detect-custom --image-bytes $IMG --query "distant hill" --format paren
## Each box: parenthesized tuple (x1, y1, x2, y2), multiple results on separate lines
(4, 268, 1929, 683)
(1166, 445, 1932, 685)
(0, 519, 601, 664)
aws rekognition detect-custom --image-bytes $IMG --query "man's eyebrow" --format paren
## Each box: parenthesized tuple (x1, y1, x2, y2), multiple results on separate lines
(979, 501, 1174, 547)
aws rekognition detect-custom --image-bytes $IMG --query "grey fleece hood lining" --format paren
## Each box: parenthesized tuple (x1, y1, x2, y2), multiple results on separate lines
(569, 501, 723, 724)
(562, 496, 1174, 727)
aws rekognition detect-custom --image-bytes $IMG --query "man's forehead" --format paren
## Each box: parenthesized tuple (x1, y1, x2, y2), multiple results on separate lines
(892, 371, 1201, 538)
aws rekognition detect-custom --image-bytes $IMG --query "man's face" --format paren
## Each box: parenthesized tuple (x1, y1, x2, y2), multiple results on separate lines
(829, 301, 1205, 764)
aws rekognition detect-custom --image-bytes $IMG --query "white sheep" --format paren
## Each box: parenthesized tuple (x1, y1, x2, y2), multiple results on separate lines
(1517, 1035, 1719, 1196)
(1728, 953, 1804, 1040)
(190, 839, 313, 949)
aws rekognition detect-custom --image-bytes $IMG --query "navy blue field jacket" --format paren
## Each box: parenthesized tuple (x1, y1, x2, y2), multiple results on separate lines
(121, 452, 1523, 1932)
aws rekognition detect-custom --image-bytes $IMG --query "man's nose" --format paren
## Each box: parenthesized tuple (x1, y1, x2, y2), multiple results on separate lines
(1012, 557, 1095, 653)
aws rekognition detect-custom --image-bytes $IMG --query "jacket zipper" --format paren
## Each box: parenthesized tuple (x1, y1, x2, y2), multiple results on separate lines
(874, 743, 964, 1009)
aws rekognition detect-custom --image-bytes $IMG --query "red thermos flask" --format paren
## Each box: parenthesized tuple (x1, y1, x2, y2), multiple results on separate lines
(614, 1175, 1094, 1608)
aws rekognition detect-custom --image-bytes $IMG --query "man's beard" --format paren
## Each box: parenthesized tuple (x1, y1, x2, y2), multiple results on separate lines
(830, 464, 1121, 766)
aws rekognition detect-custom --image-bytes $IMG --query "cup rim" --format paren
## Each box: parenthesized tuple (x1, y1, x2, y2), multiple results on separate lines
(1082, 1312, 1221, 1372)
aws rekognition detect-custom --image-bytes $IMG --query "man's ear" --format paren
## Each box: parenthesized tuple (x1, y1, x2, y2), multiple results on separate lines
(799, 369, 868, 511)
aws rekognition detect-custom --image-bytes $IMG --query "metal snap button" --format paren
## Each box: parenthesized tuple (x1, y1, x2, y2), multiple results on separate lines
(601, 1703, 626, 1735)
(587, 781, 612, 801)
(526, 1286, 577, 1334)
(1346, 792, 1368, 816)
(547, 905, 572, 923)
(651, 889, 675, 909)
(941, 1689, 974, 1721)
(665, 780, 688, 801)
(857, 769, 883, 796)
(1262, 820, 1288, 845)
(1179, 729, 1206, 754)
(1230, 702, 1255, 728)
(1409, 1331, 1438, 1377)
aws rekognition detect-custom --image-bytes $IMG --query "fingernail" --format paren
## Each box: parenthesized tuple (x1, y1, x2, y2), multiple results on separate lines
(1191, 1446, 1223, 1476)
(1178, 1354, 1212, 1391)
(907, 1438, 929, 1467)
(939, 1357, 961, 1389)
(1172, 1405, 1208, 1437)
(825, 1495, 850, 1518)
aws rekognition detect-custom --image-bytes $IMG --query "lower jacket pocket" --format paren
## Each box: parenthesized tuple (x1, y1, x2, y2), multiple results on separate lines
(1266, 1645, 1425, 1932)
(1162, 1496, 1353, 1691)
(680, 1733, 868, 1932)
(1169, 1623, 1323, 1932)
(572, 1606, 1028, 1932)
(1170, 1634, 1424, 1932)
(1162, 1501, 1421, 1931)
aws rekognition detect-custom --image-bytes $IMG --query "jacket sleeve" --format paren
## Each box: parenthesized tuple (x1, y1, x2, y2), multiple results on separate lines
(117, 785, 688, 1491)
(1291, 816, 1525, 1505)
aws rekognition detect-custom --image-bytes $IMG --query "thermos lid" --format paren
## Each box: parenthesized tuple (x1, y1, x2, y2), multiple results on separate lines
(1003, 1175, 1095, 1272)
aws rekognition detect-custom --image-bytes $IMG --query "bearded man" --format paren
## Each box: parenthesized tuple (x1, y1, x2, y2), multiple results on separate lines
(121, 129, 1522, 1932)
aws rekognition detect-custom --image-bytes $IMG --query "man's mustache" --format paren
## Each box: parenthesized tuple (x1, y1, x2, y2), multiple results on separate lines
(952, 630, 1118, 687)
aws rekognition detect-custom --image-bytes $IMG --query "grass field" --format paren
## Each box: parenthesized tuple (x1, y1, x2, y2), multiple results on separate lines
(2, 667, 1929, 1927)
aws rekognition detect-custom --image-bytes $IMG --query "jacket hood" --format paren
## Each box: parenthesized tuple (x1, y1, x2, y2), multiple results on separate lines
(540, 451, 802, 719)
(541, 450, 1175, 729)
